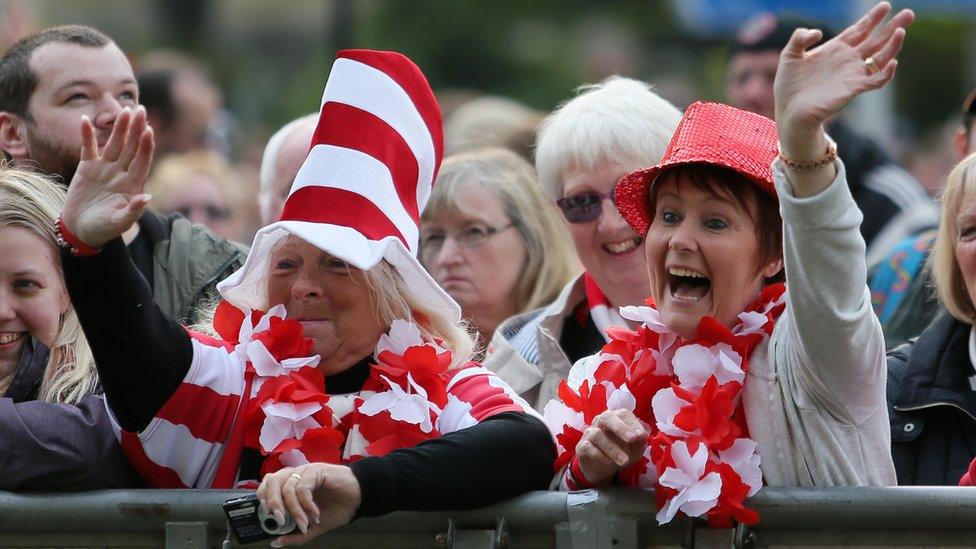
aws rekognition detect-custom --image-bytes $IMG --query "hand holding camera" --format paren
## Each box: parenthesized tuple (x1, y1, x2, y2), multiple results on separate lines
(225, 463, 362, 546)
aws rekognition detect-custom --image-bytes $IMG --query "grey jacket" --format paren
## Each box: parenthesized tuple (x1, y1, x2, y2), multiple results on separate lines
(740, 159, 896, 486)
(138, 210, 247, 325)
(483, 275, 591, 411)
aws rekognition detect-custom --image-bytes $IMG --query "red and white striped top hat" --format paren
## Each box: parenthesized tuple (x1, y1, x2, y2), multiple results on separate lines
(218, 49, 460, 321)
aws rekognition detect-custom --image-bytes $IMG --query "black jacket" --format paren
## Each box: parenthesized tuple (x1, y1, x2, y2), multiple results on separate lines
(887, 311, 976, 485)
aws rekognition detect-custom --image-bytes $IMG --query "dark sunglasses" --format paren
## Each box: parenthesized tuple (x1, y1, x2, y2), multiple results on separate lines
(556, 189, 616, 224)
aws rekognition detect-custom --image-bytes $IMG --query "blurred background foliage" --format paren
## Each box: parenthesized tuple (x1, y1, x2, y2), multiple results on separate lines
(7, 0, 976, 160)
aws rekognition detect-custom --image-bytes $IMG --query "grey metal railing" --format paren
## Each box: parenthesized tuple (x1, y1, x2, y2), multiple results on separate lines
(0, 487, 975, 548)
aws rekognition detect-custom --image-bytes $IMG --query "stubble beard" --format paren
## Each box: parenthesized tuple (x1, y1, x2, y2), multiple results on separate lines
(23, 127, 80, 186)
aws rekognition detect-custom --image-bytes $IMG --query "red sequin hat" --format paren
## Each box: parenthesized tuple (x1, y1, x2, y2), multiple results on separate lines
(614, 101, 779, 235)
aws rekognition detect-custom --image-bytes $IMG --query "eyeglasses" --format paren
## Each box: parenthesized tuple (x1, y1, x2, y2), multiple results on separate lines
(419, 223, 515, 257)
(556, 189, 616, 224)
(175, 204, 231, 222)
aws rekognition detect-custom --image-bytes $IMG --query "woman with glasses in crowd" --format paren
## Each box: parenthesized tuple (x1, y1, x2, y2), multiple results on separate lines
(482, 77, 682, 411)
(420, 147, 578, 345)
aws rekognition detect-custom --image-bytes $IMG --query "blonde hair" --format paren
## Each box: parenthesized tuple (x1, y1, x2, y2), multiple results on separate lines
(193, 243, 477, 367)
(424, 147, 579, 313)
(146, 151, 243, 215)
(363, 261, 476, 367)
(0, 167, 97, 404)
(932, 152, 976, 322)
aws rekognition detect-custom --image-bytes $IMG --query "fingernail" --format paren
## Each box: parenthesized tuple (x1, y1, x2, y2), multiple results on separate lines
(275, 511, 285, 525)
(314, 515, 321, 525)
(298, 520, 308, 535)
(270, 541, 282, 548)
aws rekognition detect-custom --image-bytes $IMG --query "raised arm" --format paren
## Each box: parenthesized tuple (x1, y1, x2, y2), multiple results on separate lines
(60, 107, 192, 432)
(774, 2, 911, 195)
(772, 3, 913, 411)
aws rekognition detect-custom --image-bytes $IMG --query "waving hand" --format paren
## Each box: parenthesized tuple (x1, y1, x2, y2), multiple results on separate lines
(61, 106, 155, 248)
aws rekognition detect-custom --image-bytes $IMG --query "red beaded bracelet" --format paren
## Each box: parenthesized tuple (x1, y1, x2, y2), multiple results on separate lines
(55, 217, 99, 257)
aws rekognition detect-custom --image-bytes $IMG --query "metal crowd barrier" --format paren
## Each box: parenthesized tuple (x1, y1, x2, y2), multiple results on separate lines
(0, 487, 974, 548)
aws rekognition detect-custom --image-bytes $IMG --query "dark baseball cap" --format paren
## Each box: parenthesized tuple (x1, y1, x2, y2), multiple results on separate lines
(732, 12, 836, 54)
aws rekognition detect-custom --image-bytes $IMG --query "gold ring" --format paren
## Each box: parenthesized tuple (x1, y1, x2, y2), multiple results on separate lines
(864, 57, 880, 75)
(290, 473, 302, 481)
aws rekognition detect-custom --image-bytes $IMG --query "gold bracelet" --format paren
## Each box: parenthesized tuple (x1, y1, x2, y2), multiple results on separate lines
(778, 142, 837, 172)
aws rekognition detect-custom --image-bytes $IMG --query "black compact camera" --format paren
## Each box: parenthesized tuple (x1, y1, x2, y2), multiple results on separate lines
(222, 494, 297, 544)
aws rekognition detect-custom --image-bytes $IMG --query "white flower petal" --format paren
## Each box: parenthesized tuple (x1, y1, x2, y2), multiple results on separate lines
(656, 487, 689, 524)
(247, 340, 280, 377)
(343, 425, 368, 459)
(719, 439, 763, 495)
(375, 319, 423, 358)
(733, 311, 768, 336)
(651, 388, 693, 437)
(658, 465, 694, 490)
(259, 415, 294, 453)
(606, 384, 637, 412)
(436, 394, 476, 433)
(672, 344, 717, 392)
(542, 399, 584, 439)
(618, 305, 659, 325)
(672, 440, 709, 479)
(714, 344, 744, 385)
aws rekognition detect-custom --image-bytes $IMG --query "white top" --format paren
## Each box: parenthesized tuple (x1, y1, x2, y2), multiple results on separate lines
(741, 158, 896, 486)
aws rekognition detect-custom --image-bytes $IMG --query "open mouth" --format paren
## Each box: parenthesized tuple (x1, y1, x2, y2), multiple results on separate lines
(0, 332, 25, 346)
(666, 267, 711, 303)
(604, 237, 643, 255)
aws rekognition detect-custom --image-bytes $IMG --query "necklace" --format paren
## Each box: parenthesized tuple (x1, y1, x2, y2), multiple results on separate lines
(212, 302, 454, 479)
(544, 283, 787, 526)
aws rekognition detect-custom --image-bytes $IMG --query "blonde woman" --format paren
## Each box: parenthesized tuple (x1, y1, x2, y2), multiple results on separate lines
(421, 147, 578, 343)
(0, 167, 95, 404)
(890, 152, 976, 485)
(59, 50, 552, 544)
(0, 166, 139, 489)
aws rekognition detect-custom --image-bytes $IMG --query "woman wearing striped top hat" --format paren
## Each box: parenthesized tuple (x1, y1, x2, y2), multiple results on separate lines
(545, 2, 907, 526)
(56, 49, 554, 545)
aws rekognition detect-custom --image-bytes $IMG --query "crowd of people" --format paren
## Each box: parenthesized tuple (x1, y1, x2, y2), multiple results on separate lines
(0, 2, 974, 545)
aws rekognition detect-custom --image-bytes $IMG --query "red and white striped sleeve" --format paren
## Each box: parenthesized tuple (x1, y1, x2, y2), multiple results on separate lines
(114, 335, 245, 488)
(436, 364, 544, 435)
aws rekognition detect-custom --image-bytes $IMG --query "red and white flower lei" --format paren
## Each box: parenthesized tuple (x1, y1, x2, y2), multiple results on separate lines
(543, 283, 787, 527)
(211, 301, 457, 479)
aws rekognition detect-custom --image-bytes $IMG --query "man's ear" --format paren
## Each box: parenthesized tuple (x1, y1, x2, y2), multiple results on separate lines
(0, 112, 29, 159)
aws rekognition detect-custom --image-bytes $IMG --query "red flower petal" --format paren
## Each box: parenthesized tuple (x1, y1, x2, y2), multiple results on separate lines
(213, 301, 246, 343)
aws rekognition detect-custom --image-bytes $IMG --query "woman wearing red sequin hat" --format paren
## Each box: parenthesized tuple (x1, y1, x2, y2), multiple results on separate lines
(545, 2, 907, 527)
(56, 49, 554, 546)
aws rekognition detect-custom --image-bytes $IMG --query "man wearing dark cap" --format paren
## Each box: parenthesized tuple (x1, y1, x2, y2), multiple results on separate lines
(727, 12, 937, 267)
